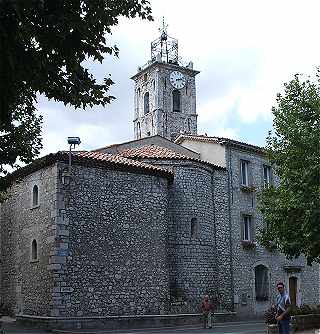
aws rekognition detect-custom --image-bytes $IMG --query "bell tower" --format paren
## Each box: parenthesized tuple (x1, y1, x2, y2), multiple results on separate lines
(131, 19, 200, 141)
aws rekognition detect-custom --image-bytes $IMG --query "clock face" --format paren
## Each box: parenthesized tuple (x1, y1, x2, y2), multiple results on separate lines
(169, 71, 186, 89)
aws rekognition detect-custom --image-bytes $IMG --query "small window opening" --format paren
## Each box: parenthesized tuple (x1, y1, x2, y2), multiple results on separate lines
(191, 218, 198, 238)
(172, 90, 181, 112)
(255, 265, 269, 301)
(144, 92, 150, 114)
(31, 239, 38, 261)
(144, 73, 148, 81)
(240, 160, 249, 186)
(187, 118, 191, 132)
(263, 165, 271, 188)
(147, 131, 151, 136)
(243, 215, 252, 241)
(32, 185, 39, 207)
(137, 122, 141, 139)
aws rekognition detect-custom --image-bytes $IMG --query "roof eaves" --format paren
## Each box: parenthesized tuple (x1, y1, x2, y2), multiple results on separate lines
(175, 134, 264, 154)
(3, 151, 174, 189)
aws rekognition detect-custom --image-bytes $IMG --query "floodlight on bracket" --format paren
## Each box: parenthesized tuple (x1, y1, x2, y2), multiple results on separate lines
(67, 136, 81, 172)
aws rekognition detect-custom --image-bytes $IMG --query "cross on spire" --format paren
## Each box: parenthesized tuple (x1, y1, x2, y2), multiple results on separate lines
(159, 17, 168, 35)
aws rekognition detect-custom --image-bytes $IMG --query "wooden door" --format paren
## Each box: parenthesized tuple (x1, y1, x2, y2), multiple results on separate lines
(289, 276, 298, 306)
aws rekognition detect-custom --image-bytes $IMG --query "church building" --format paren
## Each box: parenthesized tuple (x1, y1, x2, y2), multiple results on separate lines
(0, 26, 318, 329)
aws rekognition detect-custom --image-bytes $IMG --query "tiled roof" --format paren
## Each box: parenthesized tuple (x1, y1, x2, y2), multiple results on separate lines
(4, 151, 173, 188)
(119, 145, 189, 159)
(118, 145, 226, 170)
(73, 151, 173, 175)
(175, 134, 264, 154)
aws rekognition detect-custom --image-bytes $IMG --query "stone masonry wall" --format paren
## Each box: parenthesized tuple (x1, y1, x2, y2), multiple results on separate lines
(133, 63, 198, 140)
(139, 159, 232, 313)
(0, 165, 58, 315)
(227, 146, 319, 318)
(52, 163, 170, 317)
(212, 169, 234, 311)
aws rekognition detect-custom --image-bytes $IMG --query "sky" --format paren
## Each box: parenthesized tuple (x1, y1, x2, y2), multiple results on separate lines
(38, 0, 320, 155)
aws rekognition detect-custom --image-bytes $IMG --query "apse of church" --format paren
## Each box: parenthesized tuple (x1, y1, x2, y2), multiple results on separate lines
(131, 24, 199, 141)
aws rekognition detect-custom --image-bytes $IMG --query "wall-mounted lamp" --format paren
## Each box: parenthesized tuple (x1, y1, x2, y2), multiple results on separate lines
(67, 137, 81, 172)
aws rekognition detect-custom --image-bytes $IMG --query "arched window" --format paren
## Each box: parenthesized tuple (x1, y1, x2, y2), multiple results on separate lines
(137, 122, 141, 139)
(172, 90, 181, 112)
(31, 239, 38, 261)
(255, 265, 269, 301)
(32, 185, 39, 207)
(144, 92, 150, 114)
(191, 218, 198, 238)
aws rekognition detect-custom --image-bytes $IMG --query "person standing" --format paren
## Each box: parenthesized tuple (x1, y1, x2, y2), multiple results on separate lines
(201, 294, 214, 329)
(275, 282, 291, 334)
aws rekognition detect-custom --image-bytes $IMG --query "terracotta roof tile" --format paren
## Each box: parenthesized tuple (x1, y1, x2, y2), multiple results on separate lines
(73, 151, 173, 175)
(118, 145, 225, 170)
(119, 145, 189, 159)
(4, 151, 173, 188)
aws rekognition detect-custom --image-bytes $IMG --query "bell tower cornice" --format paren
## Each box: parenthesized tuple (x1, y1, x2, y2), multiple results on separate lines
(130, 61, 200, 81)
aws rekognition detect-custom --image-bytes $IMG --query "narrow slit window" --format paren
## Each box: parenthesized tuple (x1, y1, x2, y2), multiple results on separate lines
(31, 239, 38, 260)
(187, 119, 191, 132)
(240, 160, 249, 186)
(32, 185, 39, 207)
(137, 122, 141, 139)
(144, 92, 150, 114)
(263, 165, 271, 188)
(191, 218, 198, 238)
(172, 90, 181, 112)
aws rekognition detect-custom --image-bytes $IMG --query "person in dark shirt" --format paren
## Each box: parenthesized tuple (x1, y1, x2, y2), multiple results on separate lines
(275, 282, 291, 334)
(201, 294, 214, 329)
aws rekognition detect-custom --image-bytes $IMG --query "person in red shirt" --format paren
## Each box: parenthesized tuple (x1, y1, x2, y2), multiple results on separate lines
(201, 294, 214, 329)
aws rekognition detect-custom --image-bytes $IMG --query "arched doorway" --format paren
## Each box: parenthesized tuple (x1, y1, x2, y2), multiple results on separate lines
(289, 276, 298, 306)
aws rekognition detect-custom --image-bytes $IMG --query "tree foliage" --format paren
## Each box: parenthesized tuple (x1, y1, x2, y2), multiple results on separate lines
(0, 0, 152, 190)
(259, 72, 320, 264)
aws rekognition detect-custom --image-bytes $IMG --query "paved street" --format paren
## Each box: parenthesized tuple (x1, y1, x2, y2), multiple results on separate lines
(1, 317, 319, 334)
(1, 320, 266, 334)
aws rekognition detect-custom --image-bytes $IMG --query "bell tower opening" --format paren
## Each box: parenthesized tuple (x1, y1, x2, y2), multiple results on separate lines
(131, 18, 200, 141)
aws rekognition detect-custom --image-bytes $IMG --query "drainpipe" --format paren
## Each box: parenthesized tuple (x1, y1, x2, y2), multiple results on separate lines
(226, 145, 235, 311)
(211, 170, 219, 307)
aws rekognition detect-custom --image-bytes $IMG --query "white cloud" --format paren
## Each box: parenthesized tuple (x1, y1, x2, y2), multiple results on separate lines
(37, 0, 320, 155)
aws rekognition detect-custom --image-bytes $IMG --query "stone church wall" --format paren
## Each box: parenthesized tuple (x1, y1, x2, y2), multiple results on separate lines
(55, 163, 171, 316)
(140, 159, 232, 313)
(0, 165, 57, 315)
(212, 169, 234, 311)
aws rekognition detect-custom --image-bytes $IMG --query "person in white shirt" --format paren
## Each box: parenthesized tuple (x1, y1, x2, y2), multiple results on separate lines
(275, 282, 291, 334)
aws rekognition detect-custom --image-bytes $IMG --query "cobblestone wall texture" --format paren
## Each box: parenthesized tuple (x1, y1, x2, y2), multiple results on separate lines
(0, 165, 57, 315)
(139, 159, 232, 313)
(227, 146, 319, 317)
(55, 164, 171, 317)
